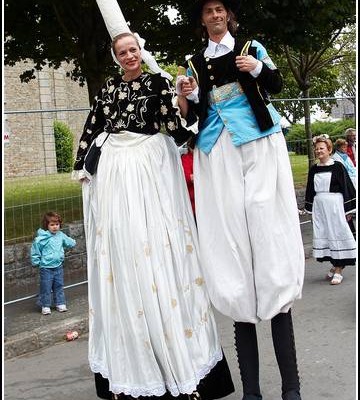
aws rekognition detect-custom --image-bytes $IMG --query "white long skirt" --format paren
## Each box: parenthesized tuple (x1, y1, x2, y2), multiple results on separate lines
(312, 192, 356, 262)
(82, 132, 222, 397)
(194, 129, 305, 323)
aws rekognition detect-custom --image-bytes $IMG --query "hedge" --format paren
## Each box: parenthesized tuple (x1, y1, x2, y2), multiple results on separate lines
(54, 120, 75, 173)
(285, 119, 356, 155)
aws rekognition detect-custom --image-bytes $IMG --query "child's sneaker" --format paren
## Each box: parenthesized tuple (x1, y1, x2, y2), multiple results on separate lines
(56, 304, 68, 312)
(42, 307, 51, 315)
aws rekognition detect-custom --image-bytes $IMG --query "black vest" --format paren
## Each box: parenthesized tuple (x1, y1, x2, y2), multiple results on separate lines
(187, 38, 283, 131)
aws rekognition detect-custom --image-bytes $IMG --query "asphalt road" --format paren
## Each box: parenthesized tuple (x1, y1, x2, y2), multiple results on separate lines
(4, 258, 356, 400)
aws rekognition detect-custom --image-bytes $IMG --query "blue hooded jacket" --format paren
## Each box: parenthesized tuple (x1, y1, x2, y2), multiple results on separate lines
(31, 229, 76, 268)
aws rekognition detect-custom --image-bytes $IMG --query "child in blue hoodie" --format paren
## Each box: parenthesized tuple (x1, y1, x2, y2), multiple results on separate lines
(31, 212, 76, 315)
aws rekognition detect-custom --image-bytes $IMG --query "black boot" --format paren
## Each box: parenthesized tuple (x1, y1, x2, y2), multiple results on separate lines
(282, 390, 301, 400)
(234, 322, 262, 400)
(271, 310, 301, 400)
(242, 395, 263, 400)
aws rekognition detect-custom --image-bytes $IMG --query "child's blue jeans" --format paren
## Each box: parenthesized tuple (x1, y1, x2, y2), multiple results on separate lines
(39, 266, 66, 307)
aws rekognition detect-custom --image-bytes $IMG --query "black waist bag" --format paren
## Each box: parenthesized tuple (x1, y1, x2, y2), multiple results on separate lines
(84, 133, 110, 175)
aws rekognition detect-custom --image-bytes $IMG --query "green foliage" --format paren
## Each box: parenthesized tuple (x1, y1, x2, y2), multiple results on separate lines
(286, 119, 356, 155)
(273, 49, 342, 124)
(271, 22, 356, 129)
(233, 0, 356, 52)
(159, 63, 182, 81)
(5, 0, 355, 102)
(54, 120, 74, 173)
(142, 62, 180, 81)
(335, 26, 356, 102)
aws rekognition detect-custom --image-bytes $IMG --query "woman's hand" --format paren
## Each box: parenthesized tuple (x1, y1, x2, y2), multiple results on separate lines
(181, 77, 197, 97)
(71, 169, 89, 183)
(177, 76, 197, 97)
(176, 76, 199, 116)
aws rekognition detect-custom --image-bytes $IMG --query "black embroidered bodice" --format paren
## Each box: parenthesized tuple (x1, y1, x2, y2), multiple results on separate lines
(74, 72, 192, 170)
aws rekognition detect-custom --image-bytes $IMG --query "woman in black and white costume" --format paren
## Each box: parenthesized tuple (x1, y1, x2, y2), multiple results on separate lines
(72, 16, 234, 400)
(305, 134, 356, 285)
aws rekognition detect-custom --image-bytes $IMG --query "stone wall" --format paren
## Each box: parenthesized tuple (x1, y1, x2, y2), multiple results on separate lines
(4, 61, 90, 178)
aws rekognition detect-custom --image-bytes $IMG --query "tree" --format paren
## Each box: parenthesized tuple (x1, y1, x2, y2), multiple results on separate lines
(5, 0, 356, 113)
(280, 27, 356, 167)
(4, 0, 180, 103)
(5, 1, 109, 103)
(227, 0, 355, 168)
(273, 54, 341, 125)
(335, 25, 356, 107)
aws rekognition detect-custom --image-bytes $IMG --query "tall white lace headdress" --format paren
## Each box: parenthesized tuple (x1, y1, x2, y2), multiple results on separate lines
(96, 0, 173, 80)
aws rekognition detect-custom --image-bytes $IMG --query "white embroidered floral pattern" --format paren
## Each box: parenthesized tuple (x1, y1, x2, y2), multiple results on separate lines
(160, 105, 168, 115)
(73, 73, 198, 170)
(167, 121, 176, 131)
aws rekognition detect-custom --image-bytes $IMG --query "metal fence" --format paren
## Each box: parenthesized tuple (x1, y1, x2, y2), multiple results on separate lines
(3, 98, 355, 303)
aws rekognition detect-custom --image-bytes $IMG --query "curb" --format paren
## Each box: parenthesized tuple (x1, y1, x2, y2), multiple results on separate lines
(4, 314, 89, 360)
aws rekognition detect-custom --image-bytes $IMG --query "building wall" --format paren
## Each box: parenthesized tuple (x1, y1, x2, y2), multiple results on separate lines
(331, 98, 355, 120)
(4, 61, 90, 178)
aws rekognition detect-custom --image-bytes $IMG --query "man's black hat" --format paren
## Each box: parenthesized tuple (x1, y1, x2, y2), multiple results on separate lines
(190, 0, 240, 24)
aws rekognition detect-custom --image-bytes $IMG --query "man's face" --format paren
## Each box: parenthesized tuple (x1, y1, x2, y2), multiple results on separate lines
(347, 132, 356, 145)
(201, 1, 229, 38)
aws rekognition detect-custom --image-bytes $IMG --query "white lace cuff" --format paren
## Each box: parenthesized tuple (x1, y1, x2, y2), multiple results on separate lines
(186, 86, 199, 103)
(71, 169, 86, 181)
(175, 77, 199, 104)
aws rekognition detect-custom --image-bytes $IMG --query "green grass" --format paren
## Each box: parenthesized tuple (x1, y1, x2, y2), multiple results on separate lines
(4, 173, 83, 243)
(289, 154, 309, 189)
(4, 154, 309, 243)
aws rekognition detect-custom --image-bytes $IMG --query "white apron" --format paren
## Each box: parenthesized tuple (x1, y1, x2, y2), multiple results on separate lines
(312, 171, 356, 261)
(82, 132, 222, 397)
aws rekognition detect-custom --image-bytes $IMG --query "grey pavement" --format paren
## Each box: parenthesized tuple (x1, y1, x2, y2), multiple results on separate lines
(3, 216, 357, 399)
(3, 215, 312, 359)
